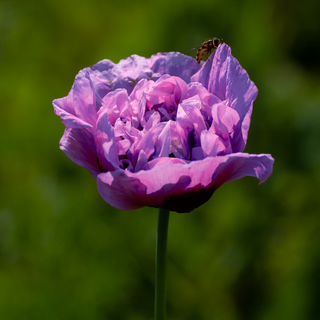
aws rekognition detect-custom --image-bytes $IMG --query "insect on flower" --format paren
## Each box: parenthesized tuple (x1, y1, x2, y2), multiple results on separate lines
(53, 44, 274, 213)
(186, 37, 222, 63)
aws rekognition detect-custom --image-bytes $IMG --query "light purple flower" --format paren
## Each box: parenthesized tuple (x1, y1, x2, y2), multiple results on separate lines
(53, 44, 274, 213)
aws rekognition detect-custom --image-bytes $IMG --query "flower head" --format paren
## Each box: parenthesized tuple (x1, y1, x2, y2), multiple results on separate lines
(53, 44, 274, 213)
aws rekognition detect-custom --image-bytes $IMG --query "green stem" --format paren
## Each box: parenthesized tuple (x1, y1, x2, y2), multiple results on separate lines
(154, 208, 170, 320)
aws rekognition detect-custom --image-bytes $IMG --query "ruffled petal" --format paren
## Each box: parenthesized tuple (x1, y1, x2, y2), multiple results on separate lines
(101, 89, 130, 125)
(191, 43, 258, 152)
(60, 128, 100, 178)
(131, 122, 168, 168)
(148, 52, 201, 83)
(73, 72, 99, 128)
(176, 100, 206, 159)
(95, 108, 119, 171)
(53, 91, 93, 129)
(91, 55, 152, 96)
(96, 153, 274, 213)
(201, 130, 225, 157)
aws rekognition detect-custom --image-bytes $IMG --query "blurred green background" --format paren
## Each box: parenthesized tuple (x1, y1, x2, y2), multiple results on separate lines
(1, 0, 320, 319)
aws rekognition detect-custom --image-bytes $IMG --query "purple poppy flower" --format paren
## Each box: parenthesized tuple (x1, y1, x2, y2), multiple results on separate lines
(53, 44, 274, 213)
